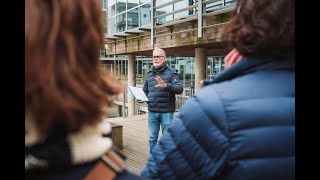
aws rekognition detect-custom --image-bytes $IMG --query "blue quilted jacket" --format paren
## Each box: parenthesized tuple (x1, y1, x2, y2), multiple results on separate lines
(143, 64, 183, 112)
(141, 53, 295, 180)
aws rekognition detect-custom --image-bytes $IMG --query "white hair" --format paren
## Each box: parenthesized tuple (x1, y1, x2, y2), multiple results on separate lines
(153, 48, 166, 58)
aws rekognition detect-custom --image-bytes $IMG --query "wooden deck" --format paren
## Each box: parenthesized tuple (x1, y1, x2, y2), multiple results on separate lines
(107, 114, 151, 175)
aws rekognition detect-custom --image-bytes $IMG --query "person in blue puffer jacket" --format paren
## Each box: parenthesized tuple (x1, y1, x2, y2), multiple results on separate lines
(139, 48, 183, 154)
(141, 0, 295, 179)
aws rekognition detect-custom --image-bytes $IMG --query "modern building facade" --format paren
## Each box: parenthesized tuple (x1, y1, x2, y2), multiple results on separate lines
(100, 0, 236, 116)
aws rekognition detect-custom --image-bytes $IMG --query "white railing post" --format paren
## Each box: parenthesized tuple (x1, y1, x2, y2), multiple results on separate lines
(198, 0, 203, 37)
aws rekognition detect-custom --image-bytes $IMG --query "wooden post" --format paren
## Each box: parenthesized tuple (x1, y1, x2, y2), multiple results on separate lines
(110, 122, 123, 150)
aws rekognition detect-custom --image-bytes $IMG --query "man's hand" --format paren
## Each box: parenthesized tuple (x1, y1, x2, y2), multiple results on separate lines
(155, 75, 168, 88)
(137, 100, 145, 103)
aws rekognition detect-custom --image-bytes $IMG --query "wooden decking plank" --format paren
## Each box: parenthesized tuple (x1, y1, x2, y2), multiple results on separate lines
(107, 114, 150, 175)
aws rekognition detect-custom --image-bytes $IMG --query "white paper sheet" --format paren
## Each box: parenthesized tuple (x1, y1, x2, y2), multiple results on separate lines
(127, 86, 149, 102)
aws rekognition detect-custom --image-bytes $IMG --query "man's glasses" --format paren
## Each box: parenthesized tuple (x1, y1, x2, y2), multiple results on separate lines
(153, 56, 164, 59)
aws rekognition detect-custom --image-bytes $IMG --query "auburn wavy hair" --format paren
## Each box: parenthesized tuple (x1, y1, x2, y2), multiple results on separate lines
(25, 0, 122, 134)
(223, 0, 295, 56)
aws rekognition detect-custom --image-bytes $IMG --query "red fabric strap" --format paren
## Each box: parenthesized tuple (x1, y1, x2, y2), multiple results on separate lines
(84, 150, 125, 180)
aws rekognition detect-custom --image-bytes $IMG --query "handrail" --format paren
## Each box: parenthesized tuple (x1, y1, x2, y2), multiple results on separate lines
(106, 0, 237, 44)
(154, 4, 197, 19)
(155, 28, 197, 38)
(155, 14, 198, 29)
(203, 21, 229, 29)
(203, 0, 222, 5)
(107, 33, 151, 44)
(203, 4, 235, 17)
(154, 0, 183, 9)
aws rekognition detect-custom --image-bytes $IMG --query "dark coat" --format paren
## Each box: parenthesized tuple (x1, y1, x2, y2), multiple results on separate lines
(25, 129, 144, 180)
(25, 162, 143, 180)
(141, 54, 295, 180)
(143, 64, 183, 112)
(25, 162, 142, 180)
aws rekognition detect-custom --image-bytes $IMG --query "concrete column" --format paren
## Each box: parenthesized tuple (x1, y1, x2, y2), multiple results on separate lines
(195, 48, 207, 92)
(127, 55, 136, 116)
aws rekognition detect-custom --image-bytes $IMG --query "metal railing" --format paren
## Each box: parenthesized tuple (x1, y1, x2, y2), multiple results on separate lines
(107, 0, 236, 44)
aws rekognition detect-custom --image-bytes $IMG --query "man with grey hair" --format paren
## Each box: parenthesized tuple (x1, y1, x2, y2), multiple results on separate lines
(138, 48, 183, 154)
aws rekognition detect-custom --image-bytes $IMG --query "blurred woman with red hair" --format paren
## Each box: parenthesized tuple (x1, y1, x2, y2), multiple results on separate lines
(25, 0, 143, 179)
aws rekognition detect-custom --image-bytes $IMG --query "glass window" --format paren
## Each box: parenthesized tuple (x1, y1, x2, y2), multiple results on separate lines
(155, 0, 167, 6)
(173, 0, 189, 19)
(108, 17, 116, 35)
(127, 8, 139, 30)
(140, 3, 151, 27)
(206, 1, 223, 12)
(226, 0, 236, 5)
(116, 0, 126, 14)
(140, 0, 150, 4)
(156, 6, 173, 24)
(128, 0, 139, 10)
(207, 57, 224, 79)
(102, 0, 107, 10)
(206, 0, 236, 12)
(187, 0, 195, 15)
(155, 1, 172, 23)
(116, 13, 126, 32)
(100, 48, 107, 58)
(108, 0, 116, 17)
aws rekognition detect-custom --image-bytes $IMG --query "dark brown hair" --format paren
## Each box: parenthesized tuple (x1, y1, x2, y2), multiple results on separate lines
(25, 0, 122, 134)
(223, 0, 295, 56)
